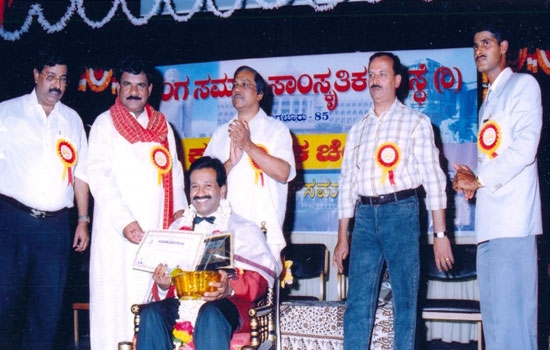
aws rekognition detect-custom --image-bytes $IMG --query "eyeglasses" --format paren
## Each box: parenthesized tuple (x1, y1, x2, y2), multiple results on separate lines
(231, 81, 256, 91)
(41, 72, 68, 86)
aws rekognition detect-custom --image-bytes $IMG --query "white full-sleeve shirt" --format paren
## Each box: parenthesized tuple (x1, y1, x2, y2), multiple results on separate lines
(0, 89, 88, 211)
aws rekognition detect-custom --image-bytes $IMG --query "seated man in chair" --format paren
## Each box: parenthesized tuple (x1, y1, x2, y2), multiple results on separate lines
(137, 156, 280, 350)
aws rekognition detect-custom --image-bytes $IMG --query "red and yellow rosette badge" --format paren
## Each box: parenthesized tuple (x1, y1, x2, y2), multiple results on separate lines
(375, 142, 401, 185)
(249, 144, 269, 186)
(478, 120, 501, 159)
(150, 145, 172, 185)
(56, 139, 78, 186)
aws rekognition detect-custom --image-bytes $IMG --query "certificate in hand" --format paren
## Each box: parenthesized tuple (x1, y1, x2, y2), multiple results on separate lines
(133, 229, 233, 272)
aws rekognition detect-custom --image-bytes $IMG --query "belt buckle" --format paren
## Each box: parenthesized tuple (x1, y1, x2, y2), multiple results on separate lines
(30, 208, 47, 218)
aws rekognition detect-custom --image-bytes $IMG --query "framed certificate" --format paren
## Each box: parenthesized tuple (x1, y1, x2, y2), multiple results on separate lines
(195, 233, 233, 271)
(133, 229, 233, 272)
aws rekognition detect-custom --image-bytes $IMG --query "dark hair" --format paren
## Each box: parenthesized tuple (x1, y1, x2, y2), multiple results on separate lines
(115, 55, 153, 85)
(33, 48, 67, 72)
(368, 52, 409, 102)
(473, 19, 509, 44)
(234, 65, 267, 96)
(473, 19, 516, 63)
(369, 52, 402, 77)
(189, 156, 227, 188)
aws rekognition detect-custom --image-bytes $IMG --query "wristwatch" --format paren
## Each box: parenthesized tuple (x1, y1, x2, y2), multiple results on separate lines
(78, 215, 91, 224)
(434, 231, 447, 238)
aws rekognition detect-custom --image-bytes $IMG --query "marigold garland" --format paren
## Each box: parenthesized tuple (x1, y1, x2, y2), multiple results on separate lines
(78, 72, 87, 92)
(536, 48, 550, 75)
(111, 77, 118, 94)
(527, 54, 538, 74)
(85, 68, 113, 93)
(511, 47, 550, 76)
(513, 48, 528, 71)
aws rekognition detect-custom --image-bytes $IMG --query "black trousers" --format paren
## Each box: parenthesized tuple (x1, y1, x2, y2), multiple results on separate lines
(0, 199, 71, 349)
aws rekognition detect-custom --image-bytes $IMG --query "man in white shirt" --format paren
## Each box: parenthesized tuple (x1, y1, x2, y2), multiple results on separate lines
(204, 65, 296, 270)
(86, 55, 187, 349)
(0, 48, 90, 349)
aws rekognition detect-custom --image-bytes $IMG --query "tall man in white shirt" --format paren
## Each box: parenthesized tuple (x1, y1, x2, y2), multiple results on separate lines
(0, 48, 90, 349)
(204, 65, 296, 270)
(333, 52, 454, 349)
(86, 55, 187, 349)
(453, 22, 542, 349)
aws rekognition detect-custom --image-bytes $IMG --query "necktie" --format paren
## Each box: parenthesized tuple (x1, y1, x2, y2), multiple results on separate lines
(193, 216, 216, 225)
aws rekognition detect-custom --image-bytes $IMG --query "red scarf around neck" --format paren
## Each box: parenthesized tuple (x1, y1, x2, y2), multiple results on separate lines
(110, 98, 174, 229)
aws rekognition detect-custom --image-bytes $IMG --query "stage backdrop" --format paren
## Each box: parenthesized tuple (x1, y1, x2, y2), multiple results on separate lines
(156, 48, 478, 235)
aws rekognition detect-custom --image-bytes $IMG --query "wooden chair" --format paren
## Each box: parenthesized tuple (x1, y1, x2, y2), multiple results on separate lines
(280, 243, 329, 301)
(336, 256, 349, 301)
(131, 283, 277, 350)
(242, 283, 277, 350)
(421, 244, 483, 350)
(72, 302, 89, 346)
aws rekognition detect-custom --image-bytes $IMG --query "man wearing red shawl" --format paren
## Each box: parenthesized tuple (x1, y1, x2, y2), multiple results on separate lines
(86, 55, 187, 349)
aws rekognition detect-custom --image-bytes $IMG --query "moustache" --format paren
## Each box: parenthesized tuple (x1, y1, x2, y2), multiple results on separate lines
(370, 84, 382, 89)
(49, 88, 62, 94)
(193, 195, 212, 201)
(475, 55, 486, 61)
(127, 96, 142, 100)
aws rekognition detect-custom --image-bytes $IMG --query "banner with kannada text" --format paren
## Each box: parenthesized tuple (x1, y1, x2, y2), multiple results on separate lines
(158, 48, 477, 235)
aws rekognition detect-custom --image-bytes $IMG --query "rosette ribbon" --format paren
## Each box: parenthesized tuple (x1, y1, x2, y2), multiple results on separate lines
(375, 142, 401, 185)
(150, 145, 172, 185)
(478, 121, 501, 159)
(249, 144, 269, 186)
(56, 139, 78, 185)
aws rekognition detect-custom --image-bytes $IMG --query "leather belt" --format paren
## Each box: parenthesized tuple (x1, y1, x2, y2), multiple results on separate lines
(359, 187, 418, 206)
(0, 193, 68, 218)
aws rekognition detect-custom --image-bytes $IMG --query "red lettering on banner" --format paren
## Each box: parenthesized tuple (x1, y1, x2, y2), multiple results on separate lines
(294, 140, 310, 163)
(316, 139, 343, 162)
(167, 67, 370, 109)
(434, 67, 463, 93)
(334, 69, 351, 92)
(194, 76, 212, 99)
(210, 74, 233, 98)
(269, 75, 297, 95)
(350, 67, 368, 91)
(313, 69, 332, 94)
(188, 145, 207, 164)
(333, 67, 367, 93)
(325, 90, 338, 111)
(161, 78, 190, 101)
(297, 74, 313, 94)
(409, 63, 428, 106)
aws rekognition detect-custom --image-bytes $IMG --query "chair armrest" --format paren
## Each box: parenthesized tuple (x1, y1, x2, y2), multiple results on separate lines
(247, 287, 276, 349)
